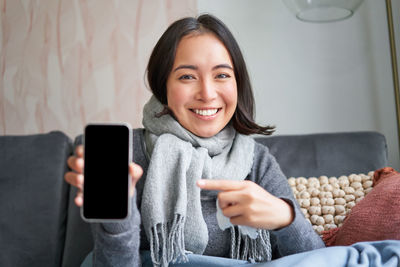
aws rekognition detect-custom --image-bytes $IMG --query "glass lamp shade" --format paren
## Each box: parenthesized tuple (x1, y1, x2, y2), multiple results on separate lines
(283, 0, 364, 23)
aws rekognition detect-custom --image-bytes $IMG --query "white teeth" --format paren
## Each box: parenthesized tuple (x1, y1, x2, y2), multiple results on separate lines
(193, 109, 218, 116)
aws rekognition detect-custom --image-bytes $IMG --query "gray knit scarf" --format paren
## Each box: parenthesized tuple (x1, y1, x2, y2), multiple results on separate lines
(141, 96, 272, 266)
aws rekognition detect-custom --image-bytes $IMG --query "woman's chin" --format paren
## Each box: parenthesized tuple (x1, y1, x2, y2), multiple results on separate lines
(191, 128, 220, 138)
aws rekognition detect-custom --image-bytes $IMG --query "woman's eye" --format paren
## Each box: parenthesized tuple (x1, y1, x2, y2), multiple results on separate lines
(178, 74, 195, 80)
(216, 73, 230, 79)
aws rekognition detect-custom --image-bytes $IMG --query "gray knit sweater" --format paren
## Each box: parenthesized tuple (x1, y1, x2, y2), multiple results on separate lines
(90, 129, 325, 266)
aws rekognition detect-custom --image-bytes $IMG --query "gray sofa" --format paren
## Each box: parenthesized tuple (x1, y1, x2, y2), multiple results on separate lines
(0, 130, 388, 267)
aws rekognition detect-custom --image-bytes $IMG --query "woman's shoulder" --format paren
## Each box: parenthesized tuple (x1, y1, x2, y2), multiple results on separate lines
(132, 128, 148, 165)
(133, 128, 145, 135)
(250, 138, 286, 184)
(253, 139, 273, 162)
(132, 128, 145, 147)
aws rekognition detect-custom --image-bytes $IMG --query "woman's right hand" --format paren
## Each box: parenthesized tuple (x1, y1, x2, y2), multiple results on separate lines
(64, 145, 143, 207)
(64, 145, 85, 207)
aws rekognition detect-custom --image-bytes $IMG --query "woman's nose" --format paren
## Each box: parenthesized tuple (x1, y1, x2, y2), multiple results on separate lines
(196, 79, 217, 101)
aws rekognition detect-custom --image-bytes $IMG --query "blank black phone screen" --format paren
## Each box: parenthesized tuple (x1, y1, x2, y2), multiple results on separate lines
(83, 124, 130, 220)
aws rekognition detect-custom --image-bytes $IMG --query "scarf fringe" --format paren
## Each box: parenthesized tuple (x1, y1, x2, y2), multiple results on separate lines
(149, 214, 188, 267)
(230, 227, 272, 263)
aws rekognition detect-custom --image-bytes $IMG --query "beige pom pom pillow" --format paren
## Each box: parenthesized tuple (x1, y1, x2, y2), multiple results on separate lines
(288, 171, 374, 235)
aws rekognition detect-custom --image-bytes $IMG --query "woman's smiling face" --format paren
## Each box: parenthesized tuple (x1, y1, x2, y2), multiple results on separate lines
(166, 33, 237, 138)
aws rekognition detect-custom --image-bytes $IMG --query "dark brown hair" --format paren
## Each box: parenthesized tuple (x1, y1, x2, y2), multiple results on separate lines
(146, 14, 274, 135)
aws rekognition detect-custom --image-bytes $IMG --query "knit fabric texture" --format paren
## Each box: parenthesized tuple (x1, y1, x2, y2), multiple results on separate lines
(322, 167, 400, 246)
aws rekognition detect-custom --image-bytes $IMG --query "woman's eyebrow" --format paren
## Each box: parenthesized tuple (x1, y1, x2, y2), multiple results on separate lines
(212, 64, 233, 70)
(173, 65, 197, 72)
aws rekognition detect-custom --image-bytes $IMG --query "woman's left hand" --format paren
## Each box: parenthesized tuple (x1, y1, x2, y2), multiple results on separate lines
(197, 179, 294, 230)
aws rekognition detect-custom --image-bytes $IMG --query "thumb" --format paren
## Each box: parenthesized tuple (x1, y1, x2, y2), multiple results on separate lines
(129, 163, 143, 197)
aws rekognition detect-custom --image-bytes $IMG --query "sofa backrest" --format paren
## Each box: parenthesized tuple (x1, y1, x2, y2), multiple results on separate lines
(0, 131, 72, 267)
(255, 131, 388, 178)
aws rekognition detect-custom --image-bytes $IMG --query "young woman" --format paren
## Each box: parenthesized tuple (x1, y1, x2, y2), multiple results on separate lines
(65, 14, 325, 267)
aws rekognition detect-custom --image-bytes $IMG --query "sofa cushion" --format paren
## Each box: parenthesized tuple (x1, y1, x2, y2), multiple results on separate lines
(0, 131, 72, 267)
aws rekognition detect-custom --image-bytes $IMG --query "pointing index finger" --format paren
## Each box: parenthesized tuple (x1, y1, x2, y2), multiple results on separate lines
(197, 179, 245, 191)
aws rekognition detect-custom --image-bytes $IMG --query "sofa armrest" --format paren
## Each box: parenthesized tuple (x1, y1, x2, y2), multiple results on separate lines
(0, 131, 72, 267)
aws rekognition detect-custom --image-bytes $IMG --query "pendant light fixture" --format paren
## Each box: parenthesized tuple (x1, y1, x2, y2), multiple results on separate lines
(282, 0, 364, 23)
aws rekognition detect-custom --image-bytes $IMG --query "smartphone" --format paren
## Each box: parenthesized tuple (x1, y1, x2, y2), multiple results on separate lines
(82, 123, 132, 222)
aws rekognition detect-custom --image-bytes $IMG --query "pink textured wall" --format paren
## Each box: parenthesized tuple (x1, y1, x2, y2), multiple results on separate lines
(0, 0, 197, 138)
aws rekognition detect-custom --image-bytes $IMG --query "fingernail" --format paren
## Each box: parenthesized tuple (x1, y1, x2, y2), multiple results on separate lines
(77, 158, 84, 166)
(77, 174, 84, 184)
(197, 179, 205, 187)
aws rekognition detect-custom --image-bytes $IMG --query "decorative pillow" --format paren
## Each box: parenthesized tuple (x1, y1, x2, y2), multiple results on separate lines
(288, 171, 375, 235)
(321, 167, 400, 246)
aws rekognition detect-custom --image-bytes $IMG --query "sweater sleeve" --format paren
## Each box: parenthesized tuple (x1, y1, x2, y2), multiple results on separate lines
(90, 191, 141, 267)
(251, 143, 325, 258)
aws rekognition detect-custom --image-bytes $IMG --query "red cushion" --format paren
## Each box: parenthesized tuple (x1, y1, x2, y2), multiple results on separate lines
(322, 167, 400, 246)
